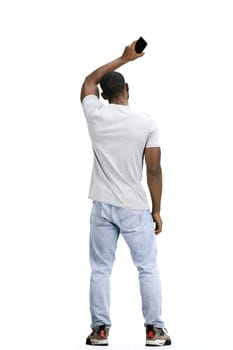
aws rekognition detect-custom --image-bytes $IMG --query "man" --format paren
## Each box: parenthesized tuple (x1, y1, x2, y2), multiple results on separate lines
(80, 40, 171, 347)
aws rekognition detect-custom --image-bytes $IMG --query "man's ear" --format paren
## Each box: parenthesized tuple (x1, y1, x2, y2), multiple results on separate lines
(101, 92, 108, 100)
(125, 83, 129, 99)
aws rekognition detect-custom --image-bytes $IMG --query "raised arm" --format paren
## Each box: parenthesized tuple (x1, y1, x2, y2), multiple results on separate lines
(80, 41, 144, 102)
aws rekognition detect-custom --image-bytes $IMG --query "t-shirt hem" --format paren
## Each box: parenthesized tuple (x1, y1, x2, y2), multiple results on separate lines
(88, 196, 150, 211)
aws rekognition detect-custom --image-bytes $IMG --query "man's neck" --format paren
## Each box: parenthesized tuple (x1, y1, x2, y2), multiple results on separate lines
(109, 96, 128, 105)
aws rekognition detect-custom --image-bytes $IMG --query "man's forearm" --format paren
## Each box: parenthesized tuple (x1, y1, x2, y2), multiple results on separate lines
(85, 56, 128, 84)
(147, 168, 162, 213)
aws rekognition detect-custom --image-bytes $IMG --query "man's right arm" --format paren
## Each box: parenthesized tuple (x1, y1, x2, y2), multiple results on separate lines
(80, 41, 144, 102)
(145, 147, 163, 234)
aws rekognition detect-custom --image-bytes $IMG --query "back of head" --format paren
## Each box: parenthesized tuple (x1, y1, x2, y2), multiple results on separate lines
(100, 71, 125, 100)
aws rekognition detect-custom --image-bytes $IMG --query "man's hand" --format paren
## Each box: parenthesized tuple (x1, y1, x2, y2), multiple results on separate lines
(152, 212, 163, 234)
(121, 41, 145, 63)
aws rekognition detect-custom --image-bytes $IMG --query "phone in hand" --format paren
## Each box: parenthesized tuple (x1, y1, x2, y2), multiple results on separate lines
(135, 37, 148, 53)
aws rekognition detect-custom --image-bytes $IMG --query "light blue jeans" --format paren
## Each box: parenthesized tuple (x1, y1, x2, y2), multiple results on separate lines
(89, 200, 165, 328)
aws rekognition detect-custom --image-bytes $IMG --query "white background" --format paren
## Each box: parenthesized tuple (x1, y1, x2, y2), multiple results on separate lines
(0, 1, 233, 349)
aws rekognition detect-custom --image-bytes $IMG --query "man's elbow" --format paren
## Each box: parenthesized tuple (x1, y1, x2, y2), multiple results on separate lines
(80, 77, 99, 102)
(147, 166, 162, 179)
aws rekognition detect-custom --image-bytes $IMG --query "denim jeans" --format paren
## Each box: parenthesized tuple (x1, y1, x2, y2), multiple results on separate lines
(89, 200, 165, 328)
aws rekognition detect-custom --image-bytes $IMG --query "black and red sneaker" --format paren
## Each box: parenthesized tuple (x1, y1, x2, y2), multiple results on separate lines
(86, 325, 109, 346)
(146, 325, 171, 346)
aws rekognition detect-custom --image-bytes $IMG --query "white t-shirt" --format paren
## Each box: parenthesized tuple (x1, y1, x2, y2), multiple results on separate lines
(82, 95, 160, 210)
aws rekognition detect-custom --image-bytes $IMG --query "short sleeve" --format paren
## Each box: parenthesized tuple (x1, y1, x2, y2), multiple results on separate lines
(81, 95, 103, 118)
(145, 118, 160, 148)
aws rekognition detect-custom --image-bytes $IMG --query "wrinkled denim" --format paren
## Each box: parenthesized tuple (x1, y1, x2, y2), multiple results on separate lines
(89, 200, 165, 328)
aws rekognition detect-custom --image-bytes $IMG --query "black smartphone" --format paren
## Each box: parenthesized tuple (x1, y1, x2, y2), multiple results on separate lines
(135, 37, 147, 54)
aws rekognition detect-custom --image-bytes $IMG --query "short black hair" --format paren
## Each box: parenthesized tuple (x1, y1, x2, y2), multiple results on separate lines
(100, 71, 125, 99)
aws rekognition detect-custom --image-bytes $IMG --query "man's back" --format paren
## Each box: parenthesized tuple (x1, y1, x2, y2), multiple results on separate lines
(82, 95, 160, 210)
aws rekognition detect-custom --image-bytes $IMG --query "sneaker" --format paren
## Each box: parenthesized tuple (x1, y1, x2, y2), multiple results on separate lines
(86, 325, 109, 346)
(146, 325, 171, 346)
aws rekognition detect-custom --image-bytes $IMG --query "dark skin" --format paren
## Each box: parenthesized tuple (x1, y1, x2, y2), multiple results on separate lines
(81, 41, 163, 234)
(145, 148, 163, 234)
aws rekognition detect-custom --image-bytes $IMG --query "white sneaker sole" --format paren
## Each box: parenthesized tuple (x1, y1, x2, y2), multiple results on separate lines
(86, 338, 108, 346)
(146, 338, 171, 346)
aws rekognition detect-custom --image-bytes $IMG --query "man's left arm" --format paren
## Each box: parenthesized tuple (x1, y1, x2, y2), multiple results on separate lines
(80, 41, 144, 102)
